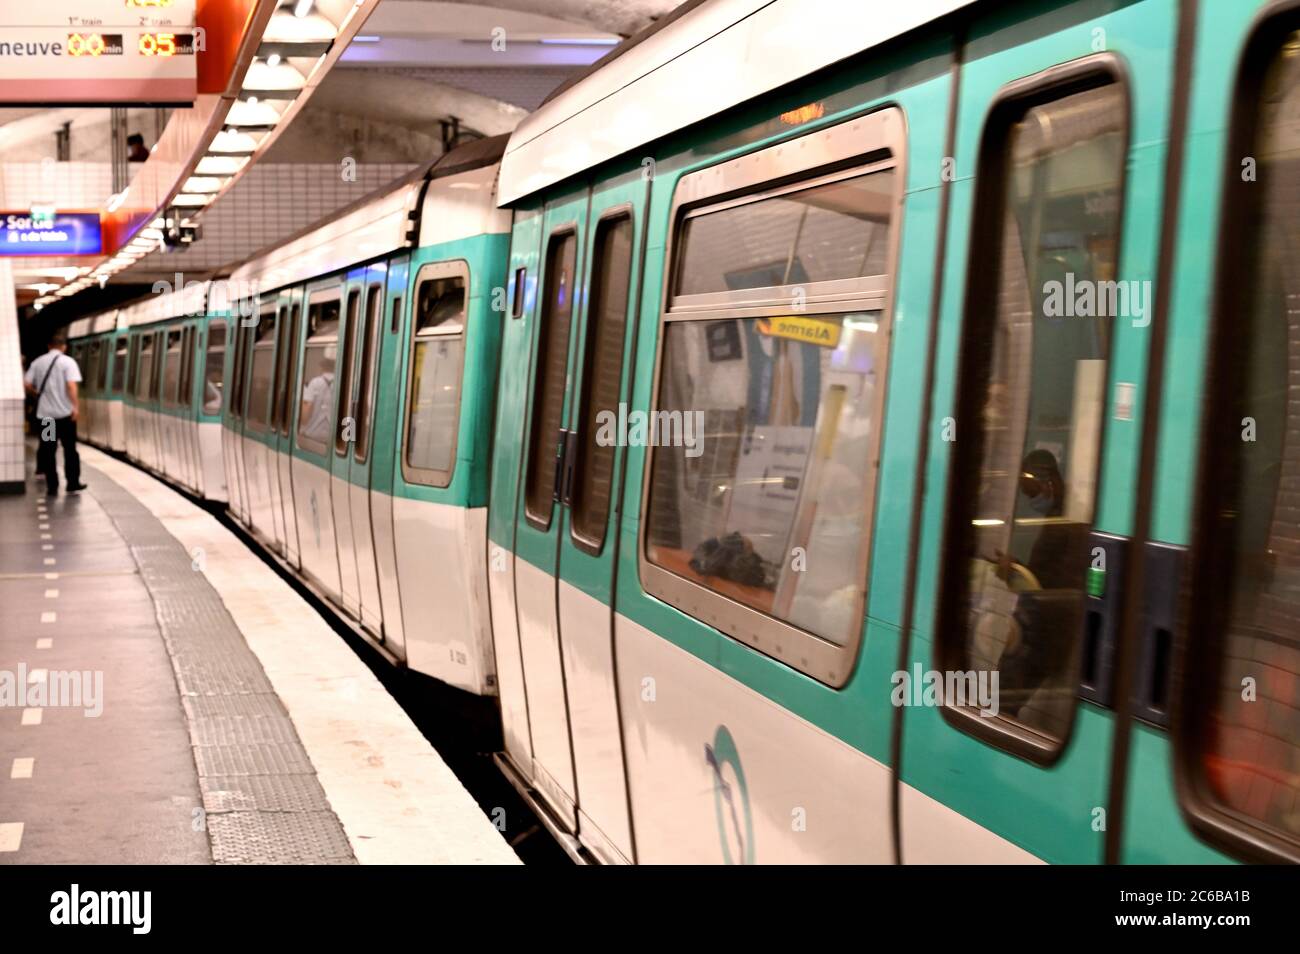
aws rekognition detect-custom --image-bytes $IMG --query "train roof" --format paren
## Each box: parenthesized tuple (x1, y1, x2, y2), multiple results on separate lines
(230, 135, 510, 295)
(496, 0, 974, 206)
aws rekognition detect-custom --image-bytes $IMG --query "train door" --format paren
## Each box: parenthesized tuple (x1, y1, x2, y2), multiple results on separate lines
(275, 289, 303, 569)
(330, 273, 365, 618)
(509, 187, 590, 830)
(548, 191, 644, 863)
(110, 332, 127, 450)
(161, 327, 183, 481)
(180, 324, 198, 490)
(292, 283, 345, 600)
(263, 303, 288, 552)
(367, 255, 409, 656)
(146, 329, 165, 472)
(346, 269, 387, 636)
(124, 333, 140, 459)
(1116, 0, 1294, 865)
(901, 5, 1179, 863)
(240, 305, 277, 538)
(225, 309, 255, 525)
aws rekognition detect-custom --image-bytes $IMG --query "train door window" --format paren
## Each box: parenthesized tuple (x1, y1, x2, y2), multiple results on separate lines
(230, 322, 247, 419)
(401, 263, 468, 486)
(203, 323, 227, 414)
(297, 289, 341, 454)
(163, 329, 183, 406)
(1180, 23, 1300, 860)
(247, 308, 277, 431)
(937, 78, 1127, 757)
(524, 232, 577, 527)
(96, 341, 109, 391)
(280, 304, 300, 437)
(149, 331, 164, 402)
(390, 296, 402, 334)
(136, 334, 155, 401)
(335, 289, 361, 456)
(641, 109, 905, 685)
(180, 327, 194, 408)
(113, 337, 128, 395)
(571, 213, 634, 553)
(354, 285, 382, 463)
(127, 337, 139, 395)
(511, 267, 526, 318)
(270, 308, 289, 432)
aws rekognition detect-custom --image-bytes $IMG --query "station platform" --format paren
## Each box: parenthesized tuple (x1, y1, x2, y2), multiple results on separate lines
(0, 445, 519, 865)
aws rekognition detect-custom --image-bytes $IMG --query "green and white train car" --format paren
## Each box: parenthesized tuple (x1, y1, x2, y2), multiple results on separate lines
(69, 0, 1300, 865)
(218, 135, 511, 693)
(66, 311, 128, 453)
(485, 0, 1299, 864)
(69, 282, 227, 499)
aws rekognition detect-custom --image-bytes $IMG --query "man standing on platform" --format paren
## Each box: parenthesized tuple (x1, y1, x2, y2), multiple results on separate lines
(23, 332, 87, 496)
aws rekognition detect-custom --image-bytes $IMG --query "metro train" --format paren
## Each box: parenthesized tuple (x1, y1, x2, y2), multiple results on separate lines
(65, 0, 1299, 864)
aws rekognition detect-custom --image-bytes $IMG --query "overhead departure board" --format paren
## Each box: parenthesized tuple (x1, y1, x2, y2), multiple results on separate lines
(0, 1, 198, 104)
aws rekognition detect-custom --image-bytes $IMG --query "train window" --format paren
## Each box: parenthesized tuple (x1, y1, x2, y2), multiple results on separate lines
(402, 262, 468, 486)
(390, 296, 402, 335)
(113, 337, 128, 394)
(230, 322, 248, 419)
(163, 329, 183, 407)
(512, 267, 526, 318)
(524, 232, 577, 527)
(1179, 23, 1300, 861)
(149, 331, 164, 402)
(641, 111, 905, 685)
(96, 341, 109, 391)
(179, 327, 194, 409)
(936, 77, 1127, 757)
(269, 308, 287, 431)
(674, 172, 893, 302)
(571, 213, 634, 553)
(354, 285, 382, 463)
(127, 337, 140, 395)
(280, 304, 300, 437)
(297, 289, 341, 455)
(247, 309, 277, 431)
(335, 290, 361, 456)
(136, 335, 154, 401)
(203, 323, 227, 415)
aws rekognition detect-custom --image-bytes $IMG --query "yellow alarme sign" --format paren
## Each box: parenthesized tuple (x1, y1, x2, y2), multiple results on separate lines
(756, 315, 842, 348)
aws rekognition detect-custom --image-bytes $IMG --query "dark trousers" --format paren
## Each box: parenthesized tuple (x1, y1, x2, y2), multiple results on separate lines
(37, 416, 80, 492)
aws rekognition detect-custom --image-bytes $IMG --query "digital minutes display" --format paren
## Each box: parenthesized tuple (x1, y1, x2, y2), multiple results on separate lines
(63, 33, 194, 57)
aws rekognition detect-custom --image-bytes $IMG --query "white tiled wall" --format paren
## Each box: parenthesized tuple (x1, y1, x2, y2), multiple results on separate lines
(0, 258, 25, 486)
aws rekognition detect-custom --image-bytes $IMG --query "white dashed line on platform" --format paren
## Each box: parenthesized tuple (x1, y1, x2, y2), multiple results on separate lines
(0, 823, 23, 852)
(35, 638, 52, 649)
(10, 758, 34, 780)
(20, 709, 42, 726)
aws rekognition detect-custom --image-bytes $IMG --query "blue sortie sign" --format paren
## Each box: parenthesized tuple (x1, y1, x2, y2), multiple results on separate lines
(0, 211, 102, 255)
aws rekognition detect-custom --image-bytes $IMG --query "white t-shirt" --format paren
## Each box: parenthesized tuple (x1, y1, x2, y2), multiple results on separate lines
(25, 350, 82, 421)
(300, 372, 334, 444)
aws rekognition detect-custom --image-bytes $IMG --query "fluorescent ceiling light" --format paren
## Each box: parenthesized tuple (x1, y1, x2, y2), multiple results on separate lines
(539, 37, 620, 45)
(182, 177, 223, 194)
(195, 155, 248, 176)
